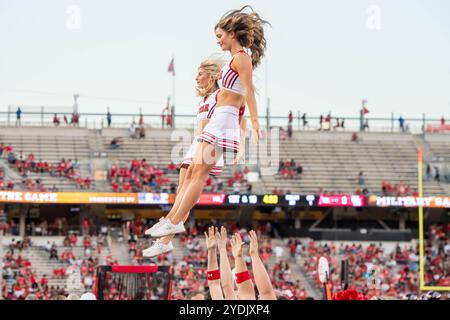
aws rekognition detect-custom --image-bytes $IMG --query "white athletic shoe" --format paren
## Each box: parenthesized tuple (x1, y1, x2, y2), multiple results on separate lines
(150, 220, 186, 238)
(142, 240, 174, 258)
(144, 217, 166, 236)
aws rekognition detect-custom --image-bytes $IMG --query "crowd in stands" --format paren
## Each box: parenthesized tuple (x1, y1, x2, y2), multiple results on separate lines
(381, 181, 417, 197)
(1, 237, 59, 300)
(227, 167, 252, 194)
(128, 116, 147, 139)
(0, 167, 15, 191)
(300, 239, 431, 298)
(278, 159, 303, 179)
(52, 113, 80, 127)
(119, 217, 308, 300)
(424, 223, 450, 287)
(109, 159, 173, 193)
(1, 143, 91, 191)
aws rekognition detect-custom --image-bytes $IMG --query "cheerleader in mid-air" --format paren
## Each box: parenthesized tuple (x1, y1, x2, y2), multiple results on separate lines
(146, 5, 268, 250)
(143, 57, 246, 257)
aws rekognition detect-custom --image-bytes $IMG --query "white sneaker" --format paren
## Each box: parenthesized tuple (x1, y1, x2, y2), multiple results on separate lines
(150, 220, 185, 238)
(142, 240, 174, 258)
(145, 217, 166, 236)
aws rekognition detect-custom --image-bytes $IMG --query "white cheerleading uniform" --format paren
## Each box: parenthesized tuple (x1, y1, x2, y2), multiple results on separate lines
(199, 50, 247, 154)
(180, 89, 223, 176)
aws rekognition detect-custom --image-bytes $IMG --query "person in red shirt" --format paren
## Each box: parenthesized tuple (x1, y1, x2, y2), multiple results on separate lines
(82, 219, 90, 235)
(75, 176, 83, 189)
(112, 182, 119, 192)
(124, 182, 131, 192)
(281, 167, 289, 178)
(40, 275, 48, 287)
(111, 164, 118, 178)
(168, 162, 177, 172)
(83, 237, 91, 249)
(289, 168, 296, 179)
(125, 167, 131, 178)
(132, 159, 140, 170)
(84, 177, 91, 189)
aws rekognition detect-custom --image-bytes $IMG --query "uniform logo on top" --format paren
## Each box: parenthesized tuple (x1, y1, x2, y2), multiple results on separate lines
(198, 104, 210, 114)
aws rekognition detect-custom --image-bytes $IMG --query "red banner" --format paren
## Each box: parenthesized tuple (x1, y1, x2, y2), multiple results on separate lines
(318, 195, 366, 207)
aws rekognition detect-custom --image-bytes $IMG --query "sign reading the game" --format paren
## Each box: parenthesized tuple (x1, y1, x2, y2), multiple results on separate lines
(138, 193, 169, 204)
(317, 195, 366, 207)
(370, 196, 450, 208)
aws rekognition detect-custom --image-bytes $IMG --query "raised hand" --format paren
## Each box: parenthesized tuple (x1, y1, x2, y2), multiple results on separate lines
(215, 226, 228, 251)
(248, 230, 259, 256)
(204, 226, 217, 250)
(230, 233, 244, 259)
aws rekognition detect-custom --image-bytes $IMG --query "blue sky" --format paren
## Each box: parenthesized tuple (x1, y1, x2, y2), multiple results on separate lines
(0, 0, 449, 121)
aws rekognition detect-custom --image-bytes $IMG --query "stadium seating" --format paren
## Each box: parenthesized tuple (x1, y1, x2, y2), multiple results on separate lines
(0, 126, 447, 195)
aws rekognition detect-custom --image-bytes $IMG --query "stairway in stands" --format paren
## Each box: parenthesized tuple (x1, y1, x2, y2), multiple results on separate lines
(21, 245, 110, 288)
(270, 238, 321, 299)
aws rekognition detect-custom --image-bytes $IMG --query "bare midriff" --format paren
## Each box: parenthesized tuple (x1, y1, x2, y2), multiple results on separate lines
(216, 89, 244, 109)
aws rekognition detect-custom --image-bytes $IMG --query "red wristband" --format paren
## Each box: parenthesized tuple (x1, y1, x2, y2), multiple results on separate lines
(207, 269, 221, 281)
(235, 270, 252, 284)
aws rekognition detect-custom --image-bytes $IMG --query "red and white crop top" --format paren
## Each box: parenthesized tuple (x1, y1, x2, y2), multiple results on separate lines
(197, 89, 219, 124)
(217, 50, 246, 96)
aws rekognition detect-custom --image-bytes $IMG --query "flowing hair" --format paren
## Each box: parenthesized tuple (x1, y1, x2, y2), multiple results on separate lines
(215, 5, 270, 69)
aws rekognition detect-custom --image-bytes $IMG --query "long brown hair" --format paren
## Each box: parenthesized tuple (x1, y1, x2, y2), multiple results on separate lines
(215, 5, 270, 69)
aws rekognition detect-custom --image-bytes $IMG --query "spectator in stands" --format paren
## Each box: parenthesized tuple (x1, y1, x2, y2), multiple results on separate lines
(287, 124, 293, 139)
(16, 107, 22, 126)
(288, 110, 293, 125)
(341, 118, 345, 129)
(129, 120, 137, 138)
(319, 115, 323, 130)
(53, 114, 60, 126)
(426, 163, 432, 182)
(441, 116, 445, 126)
(7, 152, 16, 164)
(139, 126, 146, 139)
(358, 172, 366, 187)
(334, 118, 340, 129)
(84, 177, 91, 189)
(361, 118, 368, 131)
(139, 114, 144, 126)
(63, 115, 68, 125)
(233, 180, 241, 194)
(302, 113, 308, 129)
(71, 112, 80, 127)
(434, 167, 440, 182)
(168, 162, 177, 172)
(351, 132, 359, 142)
(278, 160, 284, 173)
(110, 137, 121, 150)
(107, 110, 112, 127)
(399, 115, 405, 132)
(49, 244, 58, 261)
